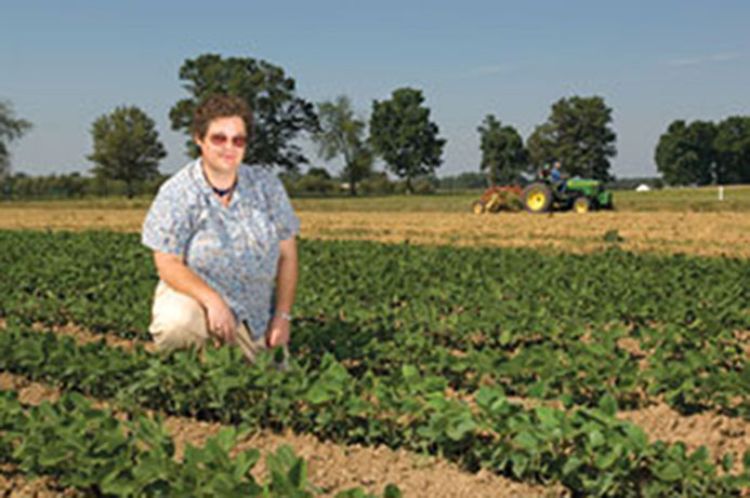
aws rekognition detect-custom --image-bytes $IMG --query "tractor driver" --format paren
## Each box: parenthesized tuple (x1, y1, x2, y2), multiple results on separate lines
(550, 160, 567, 193)
(550, 160, 563, 183)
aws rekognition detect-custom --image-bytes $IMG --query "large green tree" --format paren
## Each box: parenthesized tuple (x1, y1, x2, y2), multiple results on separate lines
(88, 106, 166, 198)
(0, 101, 32, 179)
(527, 96, 617, 181)
(314, 95, 372, 195)
(714, 116, 750, 184)
(369, 87, 445, 193)
(477, 114, 527, 185)
(655, 120, 716, 186)
(169, 53, 318, 172)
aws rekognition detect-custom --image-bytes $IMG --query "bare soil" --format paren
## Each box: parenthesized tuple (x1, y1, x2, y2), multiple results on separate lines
(300, 211, 750, 258)
(0, 465, 81, 498)
(20, 320, 155, 352)
(617, 404, 750, 475)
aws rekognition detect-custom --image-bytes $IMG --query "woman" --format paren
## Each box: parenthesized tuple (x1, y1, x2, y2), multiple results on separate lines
(141, 94, 299, 364)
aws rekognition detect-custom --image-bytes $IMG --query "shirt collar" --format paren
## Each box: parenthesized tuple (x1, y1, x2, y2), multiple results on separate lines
(190, 158, 245, 203)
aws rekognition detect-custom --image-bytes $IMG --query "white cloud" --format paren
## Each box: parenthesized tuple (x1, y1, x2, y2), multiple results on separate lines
(667, 57, 702, 67)
(462, 64, 512, 78)
(666, 52, 742, 67)
(710, 52, 741, 62)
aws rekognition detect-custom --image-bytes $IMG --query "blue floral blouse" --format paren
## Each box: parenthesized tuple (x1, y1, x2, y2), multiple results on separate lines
(141, 159, 300, 338)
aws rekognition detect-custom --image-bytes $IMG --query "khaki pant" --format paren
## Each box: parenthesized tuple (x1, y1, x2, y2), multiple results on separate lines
(149, 281, 273, 364)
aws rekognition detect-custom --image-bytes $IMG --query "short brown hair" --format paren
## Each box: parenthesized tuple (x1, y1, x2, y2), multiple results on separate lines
(191, 94, 253, 140)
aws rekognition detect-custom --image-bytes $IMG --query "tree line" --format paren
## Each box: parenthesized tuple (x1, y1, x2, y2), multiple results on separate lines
(655, 117, 750, 186)
(1, 52, 748, 199)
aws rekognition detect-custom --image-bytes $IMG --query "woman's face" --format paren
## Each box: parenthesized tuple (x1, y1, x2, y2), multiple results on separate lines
(195, 116, 247, 174)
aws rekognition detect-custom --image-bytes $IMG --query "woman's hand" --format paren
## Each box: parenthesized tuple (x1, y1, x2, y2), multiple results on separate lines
(204, 293, 236, 344)
(153, 252, 236, 346)
(265, 315, 291, 348)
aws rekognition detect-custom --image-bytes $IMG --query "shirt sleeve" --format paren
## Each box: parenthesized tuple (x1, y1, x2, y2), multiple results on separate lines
(265, 172, 300, 240)
(141, 183, 194, 255)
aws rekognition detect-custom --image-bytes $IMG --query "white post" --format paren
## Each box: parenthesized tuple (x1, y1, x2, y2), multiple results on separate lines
(718, 185, 724, 201)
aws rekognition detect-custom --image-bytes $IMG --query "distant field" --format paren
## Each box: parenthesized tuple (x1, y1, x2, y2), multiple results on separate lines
(1, 184, 749, 258)
(611, 184, 750, 212)
(3, 184, 749, 213)
(295, 185, 750, 213)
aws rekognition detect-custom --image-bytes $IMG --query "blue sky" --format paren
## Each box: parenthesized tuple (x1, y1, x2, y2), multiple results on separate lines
(2, 0, 748, 178)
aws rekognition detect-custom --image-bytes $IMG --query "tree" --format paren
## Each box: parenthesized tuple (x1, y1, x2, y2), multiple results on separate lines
(477, 114, 527, 185)
(655, 120, 716, 186)
(88, 106, 166, 198)
(714, 116, 750, 184)
(437, 171, 488, 190)
(295, 166, 336, 194)
(169, 53, 318, 172)
(527, 96, 617, 181)
(0, 100, 32, 179)
(370, 87, 445, 193)
(306, 166, 332, 179)
(313, 95, 372, 195)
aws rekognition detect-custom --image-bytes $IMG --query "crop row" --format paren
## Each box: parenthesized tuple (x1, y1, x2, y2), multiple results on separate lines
(1, 230, 748, 417)
(0, 389, 399, 497)
(3, 231, 748, 337)
(1, 322, 747, 497)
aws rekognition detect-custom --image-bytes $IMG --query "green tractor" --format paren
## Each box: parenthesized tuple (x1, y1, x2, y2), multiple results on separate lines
(522, 177, 614, 214)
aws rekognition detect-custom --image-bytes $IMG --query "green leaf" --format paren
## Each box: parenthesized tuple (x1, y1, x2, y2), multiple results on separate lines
(499, 329, 512, 346)
(38, 446, 69, 467)
(562, 456, 583, 475)
(99, 470, 139, 496)
(624, 424, 648, 451)
(446, 418, 476, 441)
(214, 427, 237, 453)
(653, 462, 682, 482)
(305, 383, 333, 405)
(233, 449, 260, 481)
(289, 457, 307, 488)
(721, 453, 735, 473)
(535, 406, 559, 430)
(383, 484, 402, 498)
(594, 447, 621, 470)
(513, 432, 538, 452)
(511, 453, 529, 478)
(401, 365, 419, 381)
(587, 429, 605, 448)
(597, 393, 618, 417)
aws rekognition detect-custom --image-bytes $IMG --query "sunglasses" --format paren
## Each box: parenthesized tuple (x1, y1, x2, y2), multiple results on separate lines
(208, 133, 247, 148)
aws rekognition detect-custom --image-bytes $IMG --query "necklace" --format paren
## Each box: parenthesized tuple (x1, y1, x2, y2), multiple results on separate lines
(200, 161, 237, 198)
(211, 182, 236, 197)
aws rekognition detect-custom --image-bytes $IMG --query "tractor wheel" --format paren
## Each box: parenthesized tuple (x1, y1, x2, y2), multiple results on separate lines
(573, 197, 591, 213)
(522, 183, 553, 213)
(471, 200, 486, 214)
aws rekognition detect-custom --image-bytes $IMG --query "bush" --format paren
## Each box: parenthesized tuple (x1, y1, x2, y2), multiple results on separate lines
(294, 174, 337, 194)
(413, 177, 437, 194)
(392, 176, 437, 194)
(359, 173, 394, 195)
(278, 172, 301, 196)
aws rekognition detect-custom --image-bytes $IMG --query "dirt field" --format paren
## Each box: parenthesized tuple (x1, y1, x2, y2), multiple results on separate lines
(300, 210, 750, 257)
(1, 207, 749, 258)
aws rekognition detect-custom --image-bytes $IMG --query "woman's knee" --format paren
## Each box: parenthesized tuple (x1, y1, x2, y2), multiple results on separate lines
(149, 287, 208, 350)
